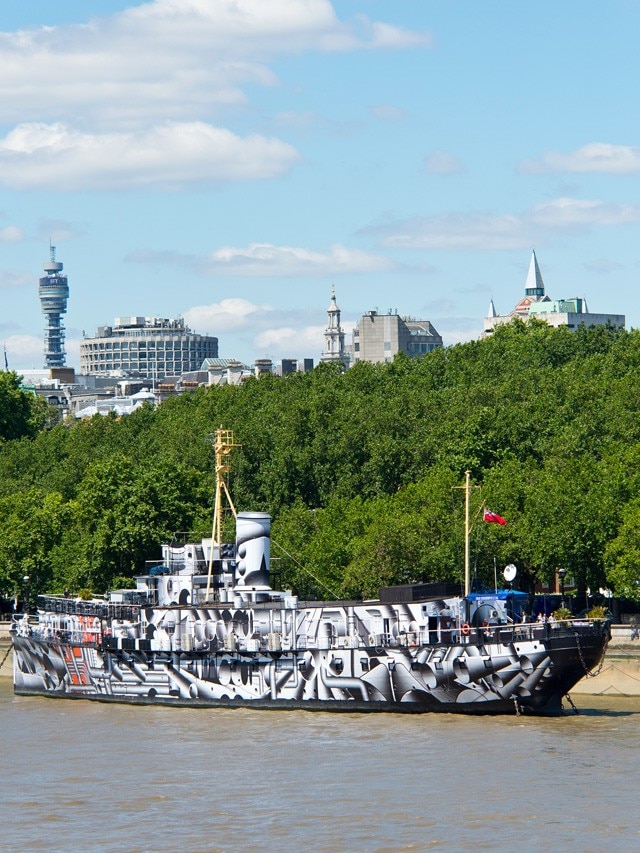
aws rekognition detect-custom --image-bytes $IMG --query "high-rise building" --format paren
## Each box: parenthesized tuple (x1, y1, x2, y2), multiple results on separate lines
(80, 316, 218, 379)
(38, 244, 69, 368)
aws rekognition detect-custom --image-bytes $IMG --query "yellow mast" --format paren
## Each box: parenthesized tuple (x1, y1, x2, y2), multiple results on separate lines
(205, 428, 240, 601)
(464, 470, 471, 597)
(454, 470, 481, 597)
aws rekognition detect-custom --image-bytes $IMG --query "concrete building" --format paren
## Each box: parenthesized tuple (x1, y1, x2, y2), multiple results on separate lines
(200, 357, 314, 387)
(74, 390, 157, 419)
(18, 368, 131, 420)
(80, 316, 218, 380)
(348, 310, 443, 365)
(483, 250, 625, 336)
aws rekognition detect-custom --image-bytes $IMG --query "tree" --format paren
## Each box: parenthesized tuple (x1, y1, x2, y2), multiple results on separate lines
(604, 499, 640, 602)
(0, 488, 70, 602)
(0, 371, 47, 442)
(69, 455, 204, 593)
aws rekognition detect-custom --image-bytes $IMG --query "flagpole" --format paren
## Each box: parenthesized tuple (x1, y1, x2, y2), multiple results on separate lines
(464, 470, 470, 597)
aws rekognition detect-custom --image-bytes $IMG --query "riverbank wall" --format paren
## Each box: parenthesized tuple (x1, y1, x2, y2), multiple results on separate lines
(3, 623, 640, 695)
(569, 624, 640, 696)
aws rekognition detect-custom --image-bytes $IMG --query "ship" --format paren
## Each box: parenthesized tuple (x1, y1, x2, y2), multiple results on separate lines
(12, 430, 610, 715)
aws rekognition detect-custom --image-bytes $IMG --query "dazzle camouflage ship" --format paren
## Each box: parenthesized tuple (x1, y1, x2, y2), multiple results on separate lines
(12, 430, 609, 715)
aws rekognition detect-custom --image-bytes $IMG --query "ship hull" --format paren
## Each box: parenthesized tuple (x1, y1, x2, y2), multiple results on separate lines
(12, 621, 609, 716)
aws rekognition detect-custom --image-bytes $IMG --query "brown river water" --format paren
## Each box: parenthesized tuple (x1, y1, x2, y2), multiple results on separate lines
(0, 675, 638, 852)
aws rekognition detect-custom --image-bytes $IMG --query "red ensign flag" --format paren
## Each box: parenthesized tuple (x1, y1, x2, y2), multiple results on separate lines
(484, 508, 507, 525)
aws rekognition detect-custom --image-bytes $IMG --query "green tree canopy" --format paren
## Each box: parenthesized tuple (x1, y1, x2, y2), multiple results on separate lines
(2, 323, 640, 602)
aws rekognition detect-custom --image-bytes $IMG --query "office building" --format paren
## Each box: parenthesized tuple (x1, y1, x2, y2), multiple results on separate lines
(349, 310, 442, 364)
(80, 316, 218, 379)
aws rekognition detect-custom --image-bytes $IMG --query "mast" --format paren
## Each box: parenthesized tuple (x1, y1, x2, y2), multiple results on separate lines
(454, 469, 478, 597)
(205, 428, 240, 600)
(464, 470, 471, 597)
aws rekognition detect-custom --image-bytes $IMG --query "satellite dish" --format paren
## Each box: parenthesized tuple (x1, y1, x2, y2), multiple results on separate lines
(503, 564, 517, 583)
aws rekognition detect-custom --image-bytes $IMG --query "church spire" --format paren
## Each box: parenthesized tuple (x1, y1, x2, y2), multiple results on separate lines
(321, 285, 346, 364)
(524, 249, 545, 298)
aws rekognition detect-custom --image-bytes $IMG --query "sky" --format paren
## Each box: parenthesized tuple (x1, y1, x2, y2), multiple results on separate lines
(1, 0, 640, 370)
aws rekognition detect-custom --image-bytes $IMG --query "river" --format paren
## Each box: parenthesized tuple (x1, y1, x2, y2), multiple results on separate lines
(0, 678, 638, 852)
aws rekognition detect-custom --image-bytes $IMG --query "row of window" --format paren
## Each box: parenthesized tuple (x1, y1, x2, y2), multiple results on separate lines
(83, 352, 207, 360)
(80, 352, 199, 364)
(82, 342, 214, 351)
(81, 361, 200, 376)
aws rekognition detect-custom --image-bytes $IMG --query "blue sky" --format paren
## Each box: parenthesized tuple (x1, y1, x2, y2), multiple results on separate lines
(1, 0, 639, 370)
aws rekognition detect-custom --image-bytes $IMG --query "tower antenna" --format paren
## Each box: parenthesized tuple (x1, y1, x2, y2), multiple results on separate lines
(39, 243, 70, 368)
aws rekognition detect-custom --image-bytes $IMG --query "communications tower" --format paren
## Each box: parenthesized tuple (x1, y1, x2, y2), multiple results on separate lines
(39, 244, 69, 368)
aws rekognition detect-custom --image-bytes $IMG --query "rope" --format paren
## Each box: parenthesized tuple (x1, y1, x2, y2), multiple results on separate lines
(590, 662, 640, 685)
(270, 539, 340, 599)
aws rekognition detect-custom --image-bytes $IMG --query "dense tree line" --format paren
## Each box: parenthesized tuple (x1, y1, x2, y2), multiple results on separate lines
(2, 320, 640, 606)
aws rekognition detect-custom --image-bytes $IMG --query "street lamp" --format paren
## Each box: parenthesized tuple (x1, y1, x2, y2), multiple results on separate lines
(558, 568, 567, 609)
(22, 574, 30, 614)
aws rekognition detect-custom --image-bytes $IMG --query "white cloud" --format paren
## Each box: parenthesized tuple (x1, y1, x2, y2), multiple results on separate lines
(520, 143, 640, 174)
(254, 324, 325, 357)
(369, 212, 527, 251)
(438, 326, 480, 347)
(130, 242, 395, 276)
(0, 2, 430, 190)
(0, 1, 431, 128)
(0, 270, 31, 289)
(204, 242, 394, 276)
(0, 121, 300, 190)
(531, 197, 640, 227)
(0, 225, 24, 242)
(3, 335, 45, 369)
(1, 332, 80, 371)
(182, 298, 273, 333)
(362, 20, 432, 50)
(370, 103, 408, 122)
(423, 150, 464, 175)
(181, 300, 332, 359)
(365, 196, 640, 251)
